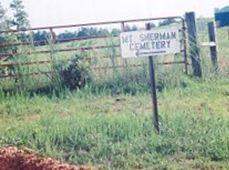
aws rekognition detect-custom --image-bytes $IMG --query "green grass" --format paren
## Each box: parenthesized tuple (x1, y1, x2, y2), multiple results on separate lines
(0, 76, 228, 169)
(0, 23, 228, 169)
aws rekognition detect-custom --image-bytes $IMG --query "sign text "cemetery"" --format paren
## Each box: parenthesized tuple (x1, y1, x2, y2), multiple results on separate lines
(120, 27, 181, 58)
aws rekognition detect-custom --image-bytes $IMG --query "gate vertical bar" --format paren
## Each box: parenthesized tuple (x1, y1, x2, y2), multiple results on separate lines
(49, 28, 56, 82)
(121, 22, 129, 78)
(146, 23, 159, 134)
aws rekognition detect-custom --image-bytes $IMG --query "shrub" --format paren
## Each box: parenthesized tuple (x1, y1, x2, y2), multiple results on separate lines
(56, 54, 91, 90)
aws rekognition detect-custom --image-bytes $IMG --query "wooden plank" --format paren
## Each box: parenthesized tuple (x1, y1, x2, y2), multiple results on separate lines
(185, 12, 202, 77)
(200, 42, 217, 47)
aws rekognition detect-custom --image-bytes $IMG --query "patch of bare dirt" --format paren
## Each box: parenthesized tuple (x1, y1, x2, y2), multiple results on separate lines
(0, 147, 94, 170)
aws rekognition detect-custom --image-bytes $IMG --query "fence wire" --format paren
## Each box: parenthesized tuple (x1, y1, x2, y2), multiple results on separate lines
(1, 18, 227, 90)
(0, 18, 186, 87)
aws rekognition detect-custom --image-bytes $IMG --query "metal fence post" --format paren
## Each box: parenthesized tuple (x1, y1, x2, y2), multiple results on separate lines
(185, 12, 202, 77)
(146, 23, 159, 134)
(207, 22, 218, 70)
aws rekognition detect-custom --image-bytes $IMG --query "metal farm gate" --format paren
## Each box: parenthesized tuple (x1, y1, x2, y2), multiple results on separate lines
(0, 15, 192, 84)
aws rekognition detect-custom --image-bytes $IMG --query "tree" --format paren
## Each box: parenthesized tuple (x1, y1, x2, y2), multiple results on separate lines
(131, 25, 138, 31)
(0, 2, 8, 31)
(32, 31, 51, 45)
(77, 27, 109, 38)
(77, 27, 90, 37)
(57, 31, 78, 42)
(159, 18, 176, 26)
(111, 28, 120, 36)
(124, 25, 139, 31)
(0, 3, 13, 76)
(97, 28, 109, 36)
(149, 23, 156, 28)
(10, 0, 29, 30)
(0, 2, 11, 52)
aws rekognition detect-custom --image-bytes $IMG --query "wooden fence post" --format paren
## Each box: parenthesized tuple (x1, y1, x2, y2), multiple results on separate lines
(207, 22, 218, 70)
(185, 12, 202, 77)
(181, 19, 188, 75)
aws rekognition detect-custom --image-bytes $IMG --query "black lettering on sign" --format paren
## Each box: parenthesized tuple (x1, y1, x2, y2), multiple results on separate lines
(122, 35, 133, 44)
(139, 31, 177, 42)
(130, 41, 173, 51)
(155, 42, 161, 49)
(170, 32, 176, 39)
(151, 42, 156, 49)
(140, 34, 146, 41)
(166, 41, 171, 48)
(140, 42, 150, 50)
(160, 33, 167, 40)
(154, 33, 159, 40)
(129, 42, 151, 51)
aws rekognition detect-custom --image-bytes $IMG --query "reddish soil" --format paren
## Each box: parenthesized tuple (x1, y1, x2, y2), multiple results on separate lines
(0, 147, 93, 170)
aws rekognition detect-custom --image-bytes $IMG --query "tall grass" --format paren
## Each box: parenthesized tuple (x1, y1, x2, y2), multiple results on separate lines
(0, 80, 228, 169)
(0, 63, 228, 169)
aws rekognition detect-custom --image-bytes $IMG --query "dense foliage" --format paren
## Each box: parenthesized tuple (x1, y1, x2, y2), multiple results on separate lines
(10, 0, 30, 30)
(57, 54, 91, 90)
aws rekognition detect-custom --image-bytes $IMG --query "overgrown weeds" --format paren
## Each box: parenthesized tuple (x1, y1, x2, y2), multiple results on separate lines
(0, 78, 228, 169)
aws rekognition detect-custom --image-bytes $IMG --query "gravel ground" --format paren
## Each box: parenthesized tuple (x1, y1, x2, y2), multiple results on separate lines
(0, 147, 93, 170)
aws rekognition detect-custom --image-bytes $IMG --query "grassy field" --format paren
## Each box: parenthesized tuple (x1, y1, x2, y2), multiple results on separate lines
(0, 76, 228, 169)
(0, 25, 229, 169)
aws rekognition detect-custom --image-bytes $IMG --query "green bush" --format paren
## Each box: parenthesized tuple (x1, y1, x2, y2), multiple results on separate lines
(55, 54, 91, 90)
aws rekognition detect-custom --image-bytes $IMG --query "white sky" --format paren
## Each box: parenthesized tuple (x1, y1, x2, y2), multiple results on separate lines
(1, 0, 229, 27)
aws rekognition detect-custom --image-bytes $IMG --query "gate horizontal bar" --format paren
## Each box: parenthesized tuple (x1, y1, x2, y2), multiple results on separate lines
(200, 42, 217, 47)
(0, 45, 120, 57)
(0, 61, 187, 78)
(0, 35, 119, 48)
(0, 71, 52, 78)
(0, 16, 184, 34)
(93, 61, 187, 70)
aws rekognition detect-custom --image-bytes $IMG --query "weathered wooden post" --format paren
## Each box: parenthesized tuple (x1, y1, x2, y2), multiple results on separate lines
(185, 12, 202, 77)
(146, 23, 159, 134)
(207, 22, 218, 70)
(181, 19, 188, 75)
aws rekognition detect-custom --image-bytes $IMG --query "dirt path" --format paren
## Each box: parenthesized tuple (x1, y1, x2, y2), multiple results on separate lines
(0, 147, 93, 170)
